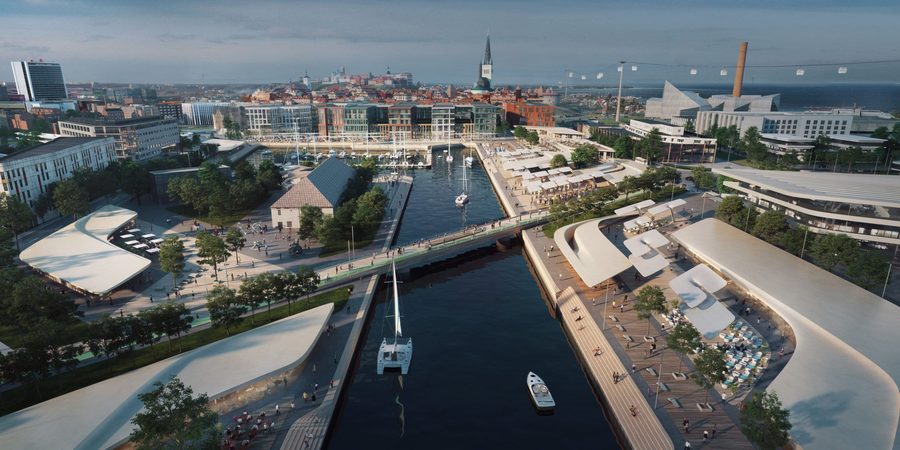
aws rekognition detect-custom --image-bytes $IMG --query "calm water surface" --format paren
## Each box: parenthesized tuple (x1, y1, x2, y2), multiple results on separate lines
(327, 149, 619, 449)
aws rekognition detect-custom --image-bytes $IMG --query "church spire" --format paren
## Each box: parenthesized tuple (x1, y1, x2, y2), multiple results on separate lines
(483, 34, 492, 65)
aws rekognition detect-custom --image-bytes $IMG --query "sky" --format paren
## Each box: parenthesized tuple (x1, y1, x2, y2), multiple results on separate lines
(2, 0, 900, 86)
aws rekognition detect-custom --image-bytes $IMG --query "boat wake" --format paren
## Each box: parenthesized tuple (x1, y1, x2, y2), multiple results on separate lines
(395, 375, 406, 438)
(395, 395, 406, 438)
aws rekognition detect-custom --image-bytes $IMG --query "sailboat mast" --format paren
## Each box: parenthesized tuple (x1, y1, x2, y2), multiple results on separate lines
(392, 260, 402, 347)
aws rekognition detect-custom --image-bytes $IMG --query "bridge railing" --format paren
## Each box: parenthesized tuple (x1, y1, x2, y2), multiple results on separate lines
(318, 212, 548, 286)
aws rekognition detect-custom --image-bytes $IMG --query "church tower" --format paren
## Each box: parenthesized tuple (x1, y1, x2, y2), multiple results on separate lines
(480, 34, 492, 81)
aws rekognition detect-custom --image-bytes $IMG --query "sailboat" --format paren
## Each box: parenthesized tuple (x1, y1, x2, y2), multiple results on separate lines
(377, 260, 413, 375)
(455, 154, 470, 207)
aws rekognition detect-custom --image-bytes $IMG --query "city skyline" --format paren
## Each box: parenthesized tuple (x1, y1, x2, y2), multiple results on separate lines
(3, 0, 900, 85)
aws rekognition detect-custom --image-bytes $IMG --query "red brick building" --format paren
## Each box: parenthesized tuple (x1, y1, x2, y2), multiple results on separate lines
(502, 100, 555, 127)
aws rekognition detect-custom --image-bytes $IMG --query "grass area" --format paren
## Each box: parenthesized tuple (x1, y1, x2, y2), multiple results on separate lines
(0, 316, 92, 349)
(166, 204, 256, 228)
(728, 159, 797, 171)
(0, 288, 349, 417)
(542, 186, 687, 238)
(319, 238, 375, 258)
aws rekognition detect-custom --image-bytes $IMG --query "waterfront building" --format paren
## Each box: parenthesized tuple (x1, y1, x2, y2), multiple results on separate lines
(10, 60, 68, 101)
(317, 104, 346, 136)
(826, 133, 886, 150)
(456, 103, 498, 137)
(695, 110, 854, 139)
(343, 104, 379, 137)
(616, 118, 717, 163)
(240, 104, 315, 135)
(431, 104, 455, 138)
(270, 157, 355, 229)
(58, 116, 178, 160)
(0, 137, 116, 213)
(711, 165, 900, 245)
(502, 100, 556, 127)
(645, 81, 779, 124)
(181, 102, 231, 126)
(760, 134, 815, 156)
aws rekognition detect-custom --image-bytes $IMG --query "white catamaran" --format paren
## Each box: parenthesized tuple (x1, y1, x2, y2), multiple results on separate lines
(377, 260, 413, 375)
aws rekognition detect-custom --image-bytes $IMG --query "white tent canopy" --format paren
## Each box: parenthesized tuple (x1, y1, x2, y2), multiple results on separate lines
(670, 264, 728, 308)
(615, 199, 655, 216)
(554, 218, 632, 287)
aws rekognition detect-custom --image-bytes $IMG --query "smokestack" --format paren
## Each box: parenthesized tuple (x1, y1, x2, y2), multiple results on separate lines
(732, 41, 748, 97)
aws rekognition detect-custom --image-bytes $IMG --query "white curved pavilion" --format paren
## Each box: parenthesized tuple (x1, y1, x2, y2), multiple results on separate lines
(19, 205, 151, 296)
(0, 303, 333, 450)
(672, 219, 900, 450)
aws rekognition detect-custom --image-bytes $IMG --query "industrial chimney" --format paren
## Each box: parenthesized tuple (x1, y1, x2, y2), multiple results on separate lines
(732, 42, 748, 97)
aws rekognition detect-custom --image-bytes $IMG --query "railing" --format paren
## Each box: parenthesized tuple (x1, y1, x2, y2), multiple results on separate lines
(318, 212, 549, 286)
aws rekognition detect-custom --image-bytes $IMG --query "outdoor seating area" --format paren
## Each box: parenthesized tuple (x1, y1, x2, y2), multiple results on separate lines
(717, 321, 769, 389)
(114, 228, 166, 257)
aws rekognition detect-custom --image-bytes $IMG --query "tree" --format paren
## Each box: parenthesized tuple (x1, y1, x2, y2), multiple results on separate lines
(618, 176, 638, 200)
(846, 249, 890, 291)
(53, 179, 91, 219)
(613, 135, 634, 159)
(159, 237, 186, 290)
(237, 275, 265, 324)
(195, 231, 230, 277)
(683, 120, 695, 133)
(223, 117, 242, 140)
(86, 316, 129, 361)
(690, 167, 717, 191)
(741, 391, 792, 450)
(570, 144, 600, 168)
(525, 130, 540, 146)
(752, 210, 790, 245)
(206, 285, 246, 336)
(296, 265, 321, 304)
(256, 160, 282, 191)
(715, 196, 746, 225)
(691, 348, 727, 406)
(808, 233, 857, 272)
(549, 154, 568, 169)
(0, 192, 34, 250)
(513, 126, 528, 140)
(155, 302, 192, 352)
(130, 376, 219, 450)
(223, 227, 246, 265)
(666, 322, 701, 372)
(0, 321, 82, 393)
(634, 286, 667, 335)
(298, 206, 324, 243)
(279, 272, 300, 314)
(636, 128, 663, 162)
(740, 126, 769, 162)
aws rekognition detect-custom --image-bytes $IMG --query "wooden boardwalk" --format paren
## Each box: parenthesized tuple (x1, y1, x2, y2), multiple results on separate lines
(557, 286, 674, 450)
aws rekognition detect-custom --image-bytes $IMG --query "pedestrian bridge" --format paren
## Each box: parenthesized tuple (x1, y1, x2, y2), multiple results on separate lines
(315, 211, 548, 287)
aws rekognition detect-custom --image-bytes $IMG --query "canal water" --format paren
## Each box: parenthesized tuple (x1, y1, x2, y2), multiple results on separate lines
(327, 148, 619, 449)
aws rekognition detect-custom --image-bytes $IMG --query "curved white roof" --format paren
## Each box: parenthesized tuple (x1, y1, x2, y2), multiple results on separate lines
(0, 303, 333, 450)
(673, 219, 900, 450)
(554, 218, 631, 287)
(19, 205, 151, 296)
(711, 165, 900, 208)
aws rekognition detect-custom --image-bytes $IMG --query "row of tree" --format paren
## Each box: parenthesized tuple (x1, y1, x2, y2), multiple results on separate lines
(716, 197, 890, 291)
(547, 166, 681, 227)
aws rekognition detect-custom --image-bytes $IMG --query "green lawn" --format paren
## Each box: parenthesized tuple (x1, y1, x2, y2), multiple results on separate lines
(166, 204, 256, 228)
(0, 288, 349, 416)
(319, 238, 375, 257)
(0, 316, 92, 349)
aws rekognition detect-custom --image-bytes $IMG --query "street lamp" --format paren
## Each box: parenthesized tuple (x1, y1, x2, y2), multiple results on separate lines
(615, 61, 626, 123)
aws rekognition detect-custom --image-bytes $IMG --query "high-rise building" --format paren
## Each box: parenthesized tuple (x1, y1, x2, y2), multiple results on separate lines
(10, 60, 68, 101)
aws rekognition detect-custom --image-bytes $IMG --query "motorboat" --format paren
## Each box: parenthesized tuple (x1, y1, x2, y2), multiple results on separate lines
(464, 156, 475, 168)
(446, 154, 454, 163)
(377, 260, 413, 375)
(527, 372, 555, 411)
(454, 192, 469, 206)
